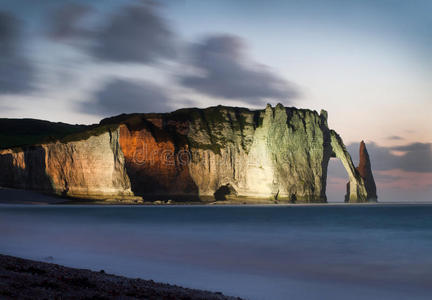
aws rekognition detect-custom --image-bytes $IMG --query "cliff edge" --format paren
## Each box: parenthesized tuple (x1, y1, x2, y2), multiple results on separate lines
(0, 104, 377, 203)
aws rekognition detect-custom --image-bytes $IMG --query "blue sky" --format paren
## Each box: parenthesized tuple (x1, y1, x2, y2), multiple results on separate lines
(0, 0, 430, 201)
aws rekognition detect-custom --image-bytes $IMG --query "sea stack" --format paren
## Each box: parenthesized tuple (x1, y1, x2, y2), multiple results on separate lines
(344, 141, 377, 202)
(357, 141, 377, 200)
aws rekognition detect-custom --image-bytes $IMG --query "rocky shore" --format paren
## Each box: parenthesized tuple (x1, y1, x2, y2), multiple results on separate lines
(0, 254, 241, 300)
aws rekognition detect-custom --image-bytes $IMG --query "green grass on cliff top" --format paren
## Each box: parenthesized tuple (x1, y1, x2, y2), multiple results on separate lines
(0, 119, 90, 150)
(0, 105, 322, 150)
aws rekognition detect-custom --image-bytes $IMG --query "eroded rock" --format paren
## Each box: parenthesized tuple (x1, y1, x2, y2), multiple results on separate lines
(356, 141, 377, 201)
(0, 105, 377, 203)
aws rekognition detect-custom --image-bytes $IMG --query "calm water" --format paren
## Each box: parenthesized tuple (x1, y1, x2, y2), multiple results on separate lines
(1, 204, 432, 300)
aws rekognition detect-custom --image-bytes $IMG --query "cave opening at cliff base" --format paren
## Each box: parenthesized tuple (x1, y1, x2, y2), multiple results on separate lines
(214, 184, 237, 201)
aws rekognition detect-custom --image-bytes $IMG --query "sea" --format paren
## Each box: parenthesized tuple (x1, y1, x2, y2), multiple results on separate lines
(1, 203, 432, 300)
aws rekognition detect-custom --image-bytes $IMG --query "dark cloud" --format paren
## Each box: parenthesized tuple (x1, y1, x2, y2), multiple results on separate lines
(346, 142, 432, 173)
(179, 34, 298, 105)
(389, 143, 432, 173)
(387, 135, 403, 140)
(92, 4, 176, 63)
(0, 11, 34, 94)
(50, 2, 176, 64)
(391, 143, 431, 152)
(82, 79, 173, 116)
(0, 57, 34, 94)
(49, 3, 92, 39)
(0, 12, 17, 54)
(48, 5, 298, 105)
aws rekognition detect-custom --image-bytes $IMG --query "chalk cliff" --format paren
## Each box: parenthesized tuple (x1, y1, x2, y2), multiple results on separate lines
(0, 129, 133, 198)
(0, 105, 377, 203)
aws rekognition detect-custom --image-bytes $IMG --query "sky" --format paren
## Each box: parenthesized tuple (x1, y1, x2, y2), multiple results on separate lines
(0, 0, 431, 201)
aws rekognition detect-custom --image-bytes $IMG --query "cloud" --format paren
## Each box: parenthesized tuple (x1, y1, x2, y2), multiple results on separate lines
(51, 3, 177, 63)
(387, 135, 403, 140)
(179, 34, 298, 105)
(0, 57, 34, 94)
(50, 2, 176, 64)
(327, 141, 432, 200)
(48, 5, 298, 107)
(92, 3, 176, 63)
(389, 143, 432, 173)
(391, 143, 431, 152)
(0, 103, 14, 112)
(346, 142, 432, 173)
(0, 11, 35, 94)
(81, 79, 173, 117)
(374, 169, 432, 190)
(49, 3, 92, 39)
(0, 11, 16, 54)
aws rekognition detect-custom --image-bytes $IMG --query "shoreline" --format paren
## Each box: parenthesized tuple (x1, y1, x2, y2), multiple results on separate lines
(0, 254, 241, 300)
(0, 187, 384, 205)
(2, 187, 430, 206)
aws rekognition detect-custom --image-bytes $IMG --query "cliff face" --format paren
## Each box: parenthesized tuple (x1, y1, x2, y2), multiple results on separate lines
(185, 104, 332, 202)
(118, 122, 198, 199)
(0, 129, 133, 198)
(0, 105, 377, 203)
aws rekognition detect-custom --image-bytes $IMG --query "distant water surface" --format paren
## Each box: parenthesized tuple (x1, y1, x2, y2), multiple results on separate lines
(1, 203, 432, 300)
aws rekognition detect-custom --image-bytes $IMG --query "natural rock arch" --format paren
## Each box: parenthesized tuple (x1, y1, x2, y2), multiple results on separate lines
(328, 132, 377, 202)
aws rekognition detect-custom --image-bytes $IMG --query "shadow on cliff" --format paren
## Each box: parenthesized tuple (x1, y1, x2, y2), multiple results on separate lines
(0, 147, 53, 193)
(320, 127, 336, 202)
(319, 115, 333, 203)
(125, 162, 200, 202)
(118, 116, 200, 202)
(214, 184, 237, 201)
